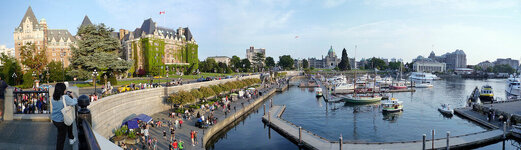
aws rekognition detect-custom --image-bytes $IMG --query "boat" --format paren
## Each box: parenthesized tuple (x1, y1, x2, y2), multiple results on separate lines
(479, 85, 494, 103)
(409, 72, 437, 80)
(390, 82, 407, 90)
(438, 104, 454, 116)
(333, 83, 355, 94)
(343, 94, 382, 104)
(506, 74, 521, 97)
(415, 82, 433, 88)
(315, 87, 323, 97)
(381, 98, 403, 112)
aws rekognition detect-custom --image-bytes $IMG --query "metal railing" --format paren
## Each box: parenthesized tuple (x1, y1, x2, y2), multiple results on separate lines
(13, 90, 50, 114)
(76, 95, 101, 150)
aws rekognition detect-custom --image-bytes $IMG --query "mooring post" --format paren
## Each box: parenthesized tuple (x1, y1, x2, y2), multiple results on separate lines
(504, 121, 507, 139)
(268, 109, 271, 125)
(339, 134, 343, 150)
(446, 131, 450, 150)
(432, 129, 435, 150)
(270, 98, 273, 107)
(422, 134, 426, 150)
(263, 104, 266, 115)
(299, 126, 302, 145)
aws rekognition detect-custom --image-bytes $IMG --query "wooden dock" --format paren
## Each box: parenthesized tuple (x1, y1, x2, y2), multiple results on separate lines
(263, 105, 507, 150)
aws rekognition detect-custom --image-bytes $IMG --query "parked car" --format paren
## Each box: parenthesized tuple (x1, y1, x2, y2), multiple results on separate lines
(225, 76, 233, 79)
(197, 77, 205, 82)
(118, 85, 133, 93)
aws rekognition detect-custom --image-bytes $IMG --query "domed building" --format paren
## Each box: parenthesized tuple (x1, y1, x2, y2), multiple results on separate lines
(308, 46, 341, 69)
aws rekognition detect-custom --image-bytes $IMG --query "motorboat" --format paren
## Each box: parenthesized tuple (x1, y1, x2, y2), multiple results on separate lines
(390, 82, 407, 90)
(438, 104, 454, 116)
(506, 74, 521, 97)
(343, 94, 382, 104)
(333, 83, 355, 94)
(413, 79, 433, 88)
(328, 75, 347, 85)
(381, 98, 403, 112)
(315, 87, 323, 97)
(479, 85, 494, 103)
(408, 72, 438, 80)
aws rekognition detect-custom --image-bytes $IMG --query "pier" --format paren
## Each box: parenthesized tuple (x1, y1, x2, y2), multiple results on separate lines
(263, 105, 508, 150)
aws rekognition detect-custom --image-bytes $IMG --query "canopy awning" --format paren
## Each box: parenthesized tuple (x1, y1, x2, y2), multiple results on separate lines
(135, 114, 153, 123)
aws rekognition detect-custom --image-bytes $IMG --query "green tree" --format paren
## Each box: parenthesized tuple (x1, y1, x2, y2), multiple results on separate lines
(365, 57, 388, 70)
(0, 54, 22, 85)
(20, 43, 48, 75)
(278, 55, 294, 70)
(338, 48, 350, 71)
(240, 59, 251, 72)
(388, 61, 402, 70)
(486, 67, 493, 73)
(302, 59, 309, 69)
(474, 65, 483, 71)
(47, 61, 66, 82)
(265, 56, 275, 68)
(231, 55, 241, 70)
(69, 23, 132, 79)
(493, 64, 515, 74)
(252, 53, 265, 71)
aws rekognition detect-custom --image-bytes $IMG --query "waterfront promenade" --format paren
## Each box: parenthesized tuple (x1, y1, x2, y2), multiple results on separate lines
(264, 105, 506, 150)
(0, 121, 76, 150)
(126, 82, 285, 150)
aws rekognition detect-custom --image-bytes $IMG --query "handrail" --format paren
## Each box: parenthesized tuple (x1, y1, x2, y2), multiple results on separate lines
(81, 119, 100, 150)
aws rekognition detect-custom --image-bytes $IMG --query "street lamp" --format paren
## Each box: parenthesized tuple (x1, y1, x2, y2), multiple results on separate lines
(92, 69, 98, 95)
(46, 71, 50, 84)
(61, 50, 66, 82)
(32, 71, 36, 88)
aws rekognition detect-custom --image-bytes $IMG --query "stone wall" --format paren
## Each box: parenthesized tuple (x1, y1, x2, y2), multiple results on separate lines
(88, 75, 260, 138)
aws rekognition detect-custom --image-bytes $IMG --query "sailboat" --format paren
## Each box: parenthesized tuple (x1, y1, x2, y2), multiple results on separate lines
(344, 47, 382, 104)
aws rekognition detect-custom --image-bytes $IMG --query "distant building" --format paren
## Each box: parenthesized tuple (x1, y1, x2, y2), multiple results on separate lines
(477, 61, 494, 70)
(207, 56, 231, 66)
(0, 45, 15, 65)
(422, 49, 467, 71)
(494, 58, 519, 70)
(294, 59, 303, 69)
(14, 6, 76, 68)
(246, 46, 265, 65)
(412, 59, 446, 73)
(308, 46, 348, 69)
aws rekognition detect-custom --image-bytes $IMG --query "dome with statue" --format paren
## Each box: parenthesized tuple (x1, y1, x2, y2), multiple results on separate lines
(327, 46, 335, 57)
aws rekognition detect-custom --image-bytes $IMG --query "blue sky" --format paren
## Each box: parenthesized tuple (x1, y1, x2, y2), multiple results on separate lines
(1, 0, 521, 64)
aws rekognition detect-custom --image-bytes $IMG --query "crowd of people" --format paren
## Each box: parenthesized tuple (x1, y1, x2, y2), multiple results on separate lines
(13, 87, 50, 114)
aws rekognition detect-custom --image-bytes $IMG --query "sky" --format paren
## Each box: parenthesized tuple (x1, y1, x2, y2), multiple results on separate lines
(1, 0, 521, 64)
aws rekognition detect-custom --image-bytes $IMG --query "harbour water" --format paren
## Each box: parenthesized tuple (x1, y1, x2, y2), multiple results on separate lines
(208, 79, 520, 149)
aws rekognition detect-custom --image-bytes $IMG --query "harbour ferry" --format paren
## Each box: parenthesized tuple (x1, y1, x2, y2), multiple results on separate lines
(381, 98, 403, 112)
(479, 85, 494, 103)
(315, 87, 323, 97)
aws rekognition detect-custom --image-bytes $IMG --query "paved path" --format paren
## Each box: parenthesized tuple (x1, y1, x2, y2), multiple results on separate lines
(454, 108, 505, 129)
(483, 101, 521, 116)
(0, 120, 77, 150)
(264, 105, 506, 150)
(127, 83, 280, 150)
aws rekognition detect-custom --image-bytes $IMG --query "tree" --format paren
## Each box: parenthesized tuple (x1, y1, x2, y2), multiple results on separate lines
(365, 57, 388, 70)
(20, 43, 48, 75)
(0, 54, 22, 85)
(69, 24, 132, 79)
(338, 48, 350, 71)
(231, 55, 241, 70)
(47, 61, 66, 82)
(252, 53, 265, 71)
(493, 64, 515, 74)
(302, 59, 309, 68)
(388, 61, 402, 70)
(265, 57, 275, 68)
(278, 55, 294, 70)
(474, 66, 483, 71)
(240, 59, 251, 72)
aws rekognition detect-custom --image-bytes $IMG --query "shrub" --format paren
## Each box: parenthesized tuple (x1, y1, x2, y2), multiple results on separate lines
(199, 86, 215, 98)
(128, 130, 137, 139)
(190, 89, 203, 99)
(114, 127, 123, 137)
(220, 83, 231, 91)
(169, 90, 195, 105)
(210, 85, 222, 94)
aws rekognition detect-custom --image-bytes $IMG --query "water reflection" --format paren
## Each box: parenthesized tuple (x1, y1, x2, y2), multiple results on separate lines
(382, 111, 402, 122)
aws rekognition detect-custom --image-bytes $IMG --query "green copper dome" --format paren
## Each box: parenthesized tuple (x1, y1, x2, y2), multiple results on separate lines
(328, 45, 334, 53)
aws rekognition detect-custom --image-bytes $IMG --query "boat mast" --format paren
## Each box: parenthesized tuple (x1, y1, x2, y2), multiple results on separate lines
(373, 59, 376, 97)
(354, 45, 357, 97)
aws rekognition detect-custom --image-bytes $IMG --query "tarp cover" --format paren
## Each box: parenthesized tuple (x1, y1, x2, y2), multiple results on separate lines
(135, 114, 153, 123)
(121, 118, 139, 129)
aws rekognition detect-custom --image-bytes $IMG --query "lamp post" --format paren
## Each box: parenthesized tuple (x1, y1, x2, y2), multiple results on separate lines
(61, 50, 66, 82)
(32, 71, 36, 88)
(92, 69, 98, 95)
(46, 71, 50, 84)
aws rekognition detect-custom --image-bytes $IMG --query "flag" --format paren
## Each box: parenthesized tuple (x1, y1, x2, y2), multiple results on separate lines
(295, 36, 299, 39)
(159, 11, 165, 15)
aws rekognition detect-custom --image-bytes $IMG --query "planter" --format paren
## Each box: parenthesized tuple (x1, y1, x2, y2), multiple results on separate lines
(124, 138, 138, 145)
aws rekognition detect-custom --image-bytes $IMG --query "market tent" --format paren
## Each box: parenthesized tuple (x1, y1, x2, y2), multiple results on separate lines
(135, 114, 153, 123)
(121, 118, 139, 129)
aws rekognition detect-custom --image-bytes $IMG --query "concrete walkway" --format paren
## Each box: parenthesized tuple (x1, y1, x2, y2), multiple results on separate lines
(0, 120, 77, 150)
(264, 105, 507, 150)
(127, 83, 280, 150)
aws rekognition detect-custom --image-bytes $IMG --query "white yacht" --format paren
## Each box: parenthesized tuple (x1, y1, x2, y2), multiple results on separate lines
(506, 74, 521, 97)
(333, 83, 355, 94)
(408, 72, 438, 80)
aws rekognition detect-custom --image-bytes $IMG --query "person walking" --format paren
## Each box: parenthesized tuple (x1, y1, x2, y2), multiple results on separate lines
(179, 119, 183, 129)
(153, 137, 157, 150)
(173, 140, 178, 150)
(51, 83, 78, 150)
(190, 130, 195, 146)
(179, 140, 184, 150)
(0, 77, 8, 120)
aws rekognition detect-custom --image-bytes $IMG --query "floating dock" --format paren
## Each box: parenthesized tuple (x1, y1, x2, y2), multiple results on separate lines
(263, 105, 508, 150)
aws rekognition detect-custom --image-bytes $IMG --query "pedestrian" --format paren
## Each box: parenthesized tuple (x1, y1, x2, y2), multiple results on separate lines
(179, 119, 183, 129)
(163, 130, 167, 139)
(0, 77, 7, 124)
(175, 119, 179, 129)
(51, 83, 78, 150)
(169, 141, 172, 150)
(153, 137, 157, 150)
(194, 131, 198, 145)
(179, 140, 184, 150)
(144, 127, 149, 143)
(173, 140, 178, 150)
(170, 127, 175, 141)
(191, 130, 195, 146)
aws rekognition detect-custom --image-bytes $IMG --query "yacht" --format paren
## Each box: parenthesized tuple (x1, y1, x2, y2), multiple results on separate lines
(333, 83, 355, 94)
(479, 85, 494, 103)
(409, 72, 438, 80)
(506, 74, 521, 97)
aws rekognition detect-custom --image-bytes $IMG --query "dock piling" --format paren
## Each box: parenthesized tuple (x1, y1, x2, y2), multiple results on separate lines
(432, 129, 435, 150)
(339, 134, 343, 150)
(446, 131, 450, 150)
(263, 104, 266, 115)
(422, 134, 426, 150)
(268, 109, 271, 125)
(299, 126, 302, 145)
(504, 122, 507, 139)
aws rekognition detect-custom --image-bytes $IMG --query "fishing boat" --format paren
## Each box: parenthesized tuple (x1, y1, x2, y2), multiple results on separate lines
(479, 85, 494, 103)
(381, 98, 403, 112)
(315, 87, 323, 97)
(438, 104, 454, 116)
(343, 94, 382, 104)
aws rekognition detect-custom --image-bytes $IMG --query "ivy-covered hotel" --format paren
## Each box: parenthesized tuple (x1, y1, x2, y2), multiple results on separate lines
(118, 18, 198, 76)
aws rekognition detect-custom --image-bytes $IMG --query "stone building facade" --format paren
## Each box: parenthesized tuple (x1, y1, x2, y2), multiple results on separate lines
(246, 46, 265, 65)
(14, 6, 75, 68)
(207, 56, 231, 66)
(308, 46, 347, 69)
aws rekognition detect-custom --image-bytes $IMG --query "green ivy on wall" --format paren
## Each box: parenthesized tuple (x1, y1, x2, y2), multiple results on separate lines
(141, 38, 165, 76)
